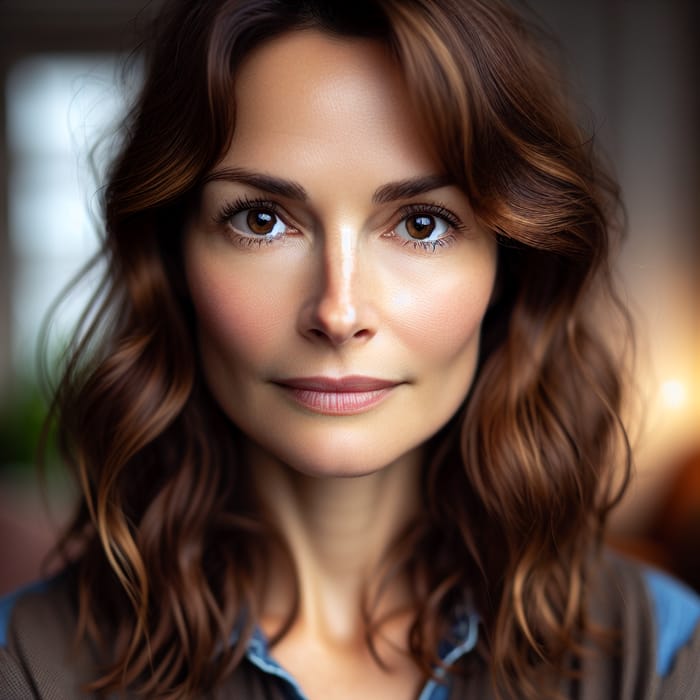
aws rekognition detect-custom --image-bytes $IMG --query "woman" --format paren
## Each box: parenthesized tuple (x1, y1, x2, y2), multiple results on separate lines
(1, 0, 699, 698)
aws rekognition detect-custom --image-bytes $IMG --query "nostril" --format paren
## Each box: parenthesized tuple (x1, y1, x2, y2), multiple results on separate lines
(304, 323, 374, 346)
(353, 328, 372, 340)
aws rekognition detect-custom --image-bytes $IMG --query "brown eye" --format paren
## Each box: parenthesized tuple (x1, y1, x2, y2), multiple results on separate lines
(246, 209, 276, 235)
(395, 210, 452, 246)
(226, 203, 288, 240)
(405, 214, 435, 240)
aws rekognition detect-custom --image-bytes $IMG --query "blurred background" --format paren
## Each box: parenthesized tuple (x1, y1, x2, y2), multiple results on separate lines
(0, 0, 698, 595)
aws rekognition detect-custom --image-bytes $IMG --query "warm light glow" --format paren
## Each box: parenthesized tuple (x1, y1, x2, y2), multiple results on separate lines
(660, 379, 687, 409)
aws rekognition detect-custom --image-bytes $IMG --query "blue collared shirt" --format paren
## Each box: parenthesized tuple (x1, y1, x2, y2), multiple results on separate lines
(238, 568, 700, 697)
(1, 566, 698, 697)
(242, 607, 481, 700)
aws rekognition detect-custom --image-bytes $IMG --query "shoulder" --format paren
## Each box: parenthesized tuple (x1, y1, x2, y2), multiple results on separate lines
(0, 573, 76, 652)
(640, 565, 700, 677)
(591, 551, 700, 698)
(639, 564, 700, 698)
(0, 579, 52, 647)
(0, 572, 100, 699)
(1, 578, 55, 699)
(0, 575, 278, 700)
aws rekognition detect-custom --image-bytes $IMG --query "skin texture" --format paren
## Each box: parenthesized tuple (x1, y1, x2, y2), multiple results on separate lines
(184, 31, 497, 699)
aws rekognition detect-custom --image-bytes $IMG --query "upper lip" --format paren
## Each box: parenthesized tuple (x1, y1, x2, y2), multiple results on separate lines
(274, 375, 400, 392)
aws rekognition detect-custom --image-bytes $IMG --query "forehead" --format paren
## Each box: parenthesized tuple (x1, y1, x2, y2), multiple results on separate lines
(222, 30, 441, 183)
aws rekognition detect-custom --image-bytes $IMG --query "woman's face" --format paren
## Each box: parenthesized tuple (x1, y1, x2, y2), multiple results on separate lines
(184, 31, 497, 478)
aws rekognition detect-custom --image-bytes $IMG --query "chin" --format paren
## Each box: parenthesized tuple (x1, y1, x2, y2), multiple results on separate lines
(284, 462, 384, 480)
(247, 430, 423, 480)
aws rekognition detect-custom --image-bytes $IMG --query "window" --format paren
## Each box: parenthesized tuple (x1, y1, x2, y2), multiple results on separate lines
(6, 55, 129, 374)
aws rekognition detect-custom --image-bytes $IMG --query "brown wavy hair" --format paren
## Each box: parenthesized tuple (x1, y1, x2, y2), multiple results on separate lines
(48, 0, 631, 697)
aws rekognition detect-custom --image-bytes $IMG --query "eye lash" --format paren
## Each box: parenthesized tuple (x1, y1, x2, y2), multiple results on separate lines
(400, 233, 458, 252)
(398, 202, 467, 232)
(213, 196, 281, 225)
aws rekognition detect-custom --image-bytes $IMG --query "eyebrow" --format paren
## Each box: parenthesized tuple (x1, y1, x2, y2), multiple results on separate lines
(204, 168, 452, 204)
(372, 174, 453, 203)
(204, 167, 308, 200)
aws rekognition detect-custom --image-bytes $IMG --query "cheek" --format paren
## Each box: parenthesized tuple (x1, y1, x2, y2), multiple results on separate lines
(386, 260, 496, 362)
(185, 254, 290, 369)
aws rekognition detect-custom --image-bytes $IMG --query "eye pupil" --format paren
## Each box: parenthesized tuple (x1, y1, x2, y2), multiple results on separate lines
(247, 209, 275, 235)
(406, 214, 435, 240)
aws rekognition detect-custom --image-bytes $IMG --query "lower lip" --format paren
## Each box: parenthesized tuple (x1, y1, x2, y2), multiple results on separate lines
(278, 386, 396, 415)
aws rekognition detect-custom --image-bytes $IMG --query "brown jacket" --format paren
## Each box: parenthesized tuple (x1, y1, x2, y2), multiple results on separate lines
(1, 553, 699, 699)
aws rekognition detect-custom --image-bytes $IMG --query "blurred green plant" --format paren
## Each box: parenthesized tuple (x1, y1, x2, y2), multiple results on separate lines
(0, 375, 59, 475)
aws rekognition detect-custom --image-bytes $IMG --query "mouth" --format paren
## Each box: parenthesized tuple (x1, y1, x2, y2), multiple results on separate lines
(272, 375, 401, 415)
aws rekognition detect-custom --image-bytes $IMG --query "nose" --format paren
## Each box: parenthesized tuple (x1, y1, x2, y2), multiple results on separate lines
(298, 226, 377, 346)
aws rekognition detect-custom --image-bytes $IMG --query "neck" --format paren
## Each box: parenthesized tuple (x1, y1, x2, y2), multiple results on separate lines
(246, 443, 422, 645)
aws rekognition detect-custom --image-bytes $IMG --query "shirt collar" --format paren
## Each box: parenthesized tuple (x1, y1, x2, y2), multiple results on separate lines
(241, 603, 480, 700)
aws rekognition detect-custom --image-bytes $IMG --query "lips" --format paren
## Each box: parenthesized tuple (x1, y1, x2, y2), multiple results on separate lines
(276, 375, 399, 391)
(273, 375, 400, 414)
